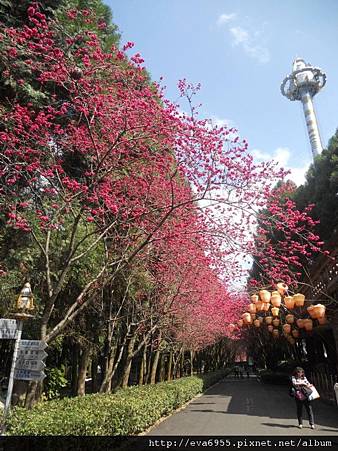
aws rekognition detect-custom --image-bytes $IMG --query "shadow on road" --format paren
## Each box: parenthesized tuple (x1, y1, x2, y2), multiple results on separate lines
(187, 379, 338, 432)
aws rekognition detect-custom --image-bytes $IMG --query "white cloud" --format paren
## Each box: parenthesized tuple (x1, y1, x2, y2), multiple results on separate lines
(217, 13, 236, 26)
(210, 115, 235, 129)
(229, 26, 270, 64)
(217, 12, 270, 64)
(252, 147, 311, 186)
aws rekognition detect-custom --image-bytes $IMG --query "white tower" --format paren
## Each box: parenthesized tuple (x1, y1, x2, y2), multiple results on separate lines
(281, 58, 326, 158)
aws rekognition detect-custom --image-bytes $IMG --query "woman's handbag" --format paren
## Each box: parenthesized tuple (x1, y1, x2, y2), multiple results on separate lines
(308, 385, 320, 401)
(301, 386, 313, 398)
(295, 389, 307, 401)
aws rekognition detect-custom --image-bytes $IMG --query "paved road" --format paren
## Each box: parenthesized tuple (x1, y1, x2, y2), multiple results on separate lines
(148, 377, 338, 436)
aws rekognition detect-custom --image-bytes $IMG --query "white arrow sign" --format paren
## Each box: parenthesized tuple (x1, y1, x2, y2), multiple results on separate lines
(14, 368, 46, 381)
(0, 329, 19, 339)
(18, 340, 48, 351)
(0, 319, 18, 329)
(15, 358, 46, 371)
(17, 349, 48, 360)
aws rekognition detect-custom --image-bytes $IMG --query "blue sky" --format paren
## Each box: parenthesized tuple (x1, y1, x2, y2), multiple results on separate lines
(107, 0, 338, 185)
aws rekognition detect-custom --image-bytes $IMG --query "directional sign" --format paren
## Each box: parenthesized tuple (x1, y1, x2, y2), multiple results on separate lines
(15, 358, 46, 371)
(18, 340, 47, 351)
(17, 349, 48, 360)
(14, 368, 46, 381)
(0, 319, 18, 329)
(0, 329, 19, 339)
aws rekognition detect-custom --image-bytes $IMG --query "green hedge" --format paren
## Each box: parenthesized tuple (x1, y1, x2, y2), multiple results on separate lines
(7, 369, 229, 436)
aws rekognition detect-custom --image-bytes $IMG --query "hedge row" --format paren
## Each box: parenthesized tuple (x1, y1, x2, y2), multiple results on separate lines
(7, 369, 229, 436)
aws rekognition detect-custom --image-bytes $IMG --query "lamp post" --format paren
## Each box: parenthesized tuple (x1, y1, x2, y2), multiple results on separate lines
(1, 283, 34, 433)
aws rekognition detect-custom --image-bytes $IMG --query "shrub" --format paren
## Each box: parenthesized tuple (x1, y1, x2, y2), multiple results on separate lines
(7, 369, 229, 435)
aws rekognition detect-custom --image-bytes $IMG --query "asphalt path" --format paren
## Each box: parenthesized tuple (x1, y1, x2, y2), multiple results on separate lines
(148, 377, 338, 436)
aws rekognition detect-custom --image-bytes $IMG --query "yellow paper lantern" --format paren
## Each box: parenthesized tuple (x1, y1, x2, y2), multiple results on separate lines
(286, 314, 295, 324)
(248, 303, 257, 314)
(271, 294, 282, 307)
(283, 324, 291, 334)
(242, 312, 252, 324)
(271, 307, 279, 317)
(304, 319, 313, 331)
(276, 282, 288, 295)
(312, 304, 326, 319)
(284, 296, 295, 309)
(256, 301, 264, 312)
(293, 293, 305, 307)
(272, 329, 279, 338)
(259, 290, 271, 303)
(263, 302, 271, 312)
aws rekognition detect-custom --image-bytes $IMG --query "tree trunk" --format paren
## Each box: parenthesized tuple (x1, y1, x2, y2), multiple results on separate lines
(159, 353, 166, 382)
(167, 350, 173, 381)
(190, 350, 194, 376)
(91, 356, 99, 393)
(71, 341, 80, 395)
(138, 346, 147, 385)
(99, 346, 117, 393)
(121, 334, 137, 388)
(150, 342, 161, 384)
(77, 347, 90, 396)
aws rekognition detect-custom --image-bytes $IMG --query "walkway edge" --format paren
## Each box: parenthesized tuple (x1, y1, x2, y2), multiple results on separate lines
(138, 378, 226, 436)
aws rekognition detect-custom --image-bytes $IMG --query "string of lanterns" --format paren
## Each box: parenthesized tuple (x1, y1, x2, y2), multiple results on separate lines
(230, 282, 327, 344)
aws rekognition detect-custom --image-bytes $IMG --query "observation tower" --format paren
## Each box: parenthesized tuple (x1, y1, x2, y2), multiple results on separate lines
(281, 58, 326, 159)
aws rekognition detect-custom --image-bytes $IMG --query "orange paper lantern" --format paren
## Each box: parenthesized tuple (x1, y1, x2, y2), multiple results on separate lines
(283, 324, 291, 334)
(276, 282, 288, 295)
(272, 329, 279, 338)
(262, 302, 271, 311)
(271, 294, 282, 307)
(272, 318, 280, 327)
(293, 293, 305, 307)
(284, 296, 295, 309)
(259, 290, 271, 303)
(292, 329, 299, 338)
(271, 307, 279, 317)
(242, 312, 252, 324)
(286, 314, 295, 324)
(248, 303, 257, 314)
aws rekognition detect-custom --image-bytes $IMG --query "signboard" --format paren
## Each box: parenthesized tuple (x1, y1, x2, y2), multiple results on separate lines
(0, 319, 17, 329)
(0, 319, 19, 339)
(18, 340, 47, 351)
(15, 358, 46, 371)
(17, 349, 47, 360)
(14, 340, 48, 381)
(14, 369, 46, 381)
(0, 329, 19, 339)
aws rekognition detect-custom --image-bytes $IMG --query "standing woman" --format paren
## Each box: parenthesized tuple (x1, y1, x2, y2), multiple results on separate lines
(292, 367, 315, 429)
